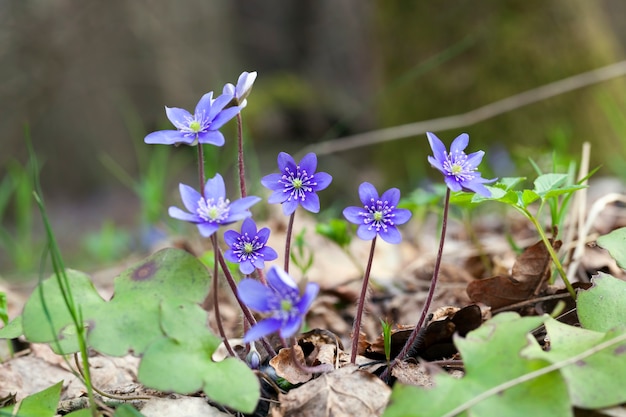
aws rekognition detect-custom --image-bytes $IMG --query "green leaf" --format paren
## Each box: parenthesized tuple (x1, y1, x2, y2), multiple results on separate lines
(521, 189, 540, 206)
(533, 173, 568, 194)
(65, 410, 94, 417)
(577, 272, 626, 333)
(113, 404, 146, 417)
(316, 219, 352, 248)
(138, 302, 260, 413)
(15, 248, 212, 356)
(383, 313, 570, 417)
(0, 381, 62, 417)
(523, 317, 626, 408)
(596, 227, 626, 269)
(494, 177, 526, 191)
(0, 316, 23, 339)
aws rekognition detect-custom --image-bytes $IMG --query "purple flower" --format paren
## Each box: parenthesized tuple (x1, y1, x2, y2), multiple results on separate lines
(427, 132, 496, 197)
(144, 92, 242, 146)
(343, 182, 412, 244)
(168, 174, 260, 238)
(224, 218, 278, 275)
(237, 266, 319, 343)
(261, 152, 332, 216)
(223, 71, 257, 108)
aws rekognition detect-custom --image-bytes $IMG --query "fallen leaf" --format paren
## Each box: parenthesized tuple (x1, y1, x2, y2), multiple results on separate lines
(270, 345, 313, 385)
(279, 365, 391, 417)
(467, 239, 561, 309)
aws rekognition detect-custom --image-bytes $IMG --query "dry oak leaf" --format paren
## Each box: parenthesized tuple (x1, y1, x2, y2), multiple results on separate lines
(278, 365, 391, 417)
(467, 239, 561, 309)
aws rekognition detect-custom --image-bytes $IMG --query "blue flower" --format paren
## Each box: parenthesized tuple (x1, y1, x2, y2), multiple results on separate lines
(224, 218, 278, 275)
(237, 266, 319, 343)
(223, 71, 257, 108)
(144, 92, 242, 146)
(168, 174, 260, 238)
(261, 152, 332, 216)
(343, 182, 412, 244)
(427, 132, 495, 197)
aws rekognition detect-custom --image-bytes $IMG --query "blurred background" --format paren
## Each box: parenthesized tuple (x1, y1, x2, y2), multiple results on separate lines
(1, 0, 625, 275)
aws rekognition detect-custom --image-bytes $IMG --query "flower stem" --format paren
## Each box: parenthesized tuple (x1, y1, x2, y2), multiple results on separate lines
(212, 235, 236, 357)
(381, 188, 451, 380)
(236, 113, 247, 198)
(284, 212, 296, 273)
(216, 247, 277, 357)
(197, 144, 206, 196)
(350, 236, 377, 364)
(525, 211, 577, 300)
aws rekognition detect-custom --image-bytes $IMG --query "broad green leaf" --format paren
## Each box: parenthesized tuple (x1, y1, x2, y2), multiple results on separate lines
(539, 184, 585, 199)
(0, 381, 62, 417)
(138, 302, 260, 413)
(533, 173, 568, 194)
(65, 410, 93, 417)
(577, 272, 626, 333)
(596, 227, 626, 269)
(21, 270, 105, 353)
(15, 248, 212, 356)
(494, 177, 526, 191)
(383, 313, 570, 417)
(0, 315, 23, 339)
(521, 189, 540, 206)
(523, 318, 626, 408)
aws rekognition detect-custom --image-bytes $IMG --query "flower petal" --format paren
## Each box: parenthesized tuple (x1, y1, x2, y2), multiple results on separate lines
(465, 150, 485, 169)
(256, 227, 271, 244)
(197, 130, 225, 147)
(450, 133, 469, 154)
(239, 260, 255, 275)
(194, 92, 214, 117)
(300, 192, 320, 213)
(266, 266, 299, 294)
(210, 106, 241, 130)
(238, 278, 276, 312)
(463, 180, 492, 197)
(444, 176, 463, 192)
(204, 174, 226, 200)
(277, 152, 296, 173)
(197, 222, 219, 237)
(378, 225, 402, 244)
(279, 316, 303, 339)
(343, 206, 365, 225)
(261, 173, 285, 192)
(358, 182, 379, 205)
(427, 155, 444, 172)
(165, 106, 193, 130)
(179, 183, 201, 213)
(223, 230, 240, 246)
(296, 282, 320, 313)
(268, 190, 289, 204)
(356, 224, 377, 241)
(223, 249, 239, 264)
(251, 258, 266, 270)
(168, 206, 199, 223)
(426, 132, 447, 164)
(257, 246, 278, 261)
(380, 188, 400, 206)
(240, 217, 257, 236)
(299, 153, 317, 174)
(392, 208, 412, 225)
(206, 92, 232, 121)
(223, 83, 235, 96)
(243, 318, 282, 343)
(281, 199, 298, 215)
(228, 196, 261, 218)
(312, 172, 332, 191)
(144, 130, 192, 145)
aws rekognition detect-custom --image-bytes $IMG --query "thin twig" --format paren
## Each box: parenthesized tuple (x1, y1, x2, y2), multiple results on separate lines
(300, 60, 626, 156)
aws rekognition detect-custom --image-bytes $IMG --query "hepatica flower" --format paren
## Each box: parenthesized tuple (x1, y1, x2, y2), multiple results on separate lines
(223, 71, 257, 108)
(168, 174, 260, 237)
(238, 266, 319, 342)
(343, 182, 412, 244)
(224, 218, 278, 274)
(427, 132, 495, 197)
(144, 91, 241, 146)
(261, 152, 332, 215)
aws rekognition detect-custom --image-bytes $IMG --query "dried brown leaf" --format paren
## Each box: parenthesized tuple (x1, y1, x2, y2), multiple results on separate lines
(270, 345, 313, 385)
(279, 365, 391, 417)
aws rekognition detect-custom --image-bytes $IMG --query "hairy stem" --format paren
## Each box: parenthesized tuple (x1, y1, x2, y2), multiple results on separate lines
(350, 236, 377, 364)
(284, 212, 296, 273)
(197, 144, 206, 196)
(381, 188, 450, 380)
(236, 113, 247, 198)
(212, 235, 236, 357)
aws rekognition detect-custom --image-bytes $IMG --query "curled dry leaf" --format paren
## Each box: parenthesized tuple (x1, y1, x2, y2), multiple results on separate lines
(466, 239, 562, 310)
(278, 365, 391, 417)
(270, 345, 313, 385)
